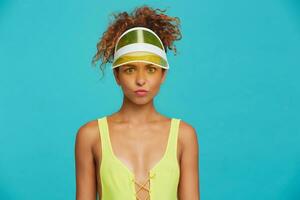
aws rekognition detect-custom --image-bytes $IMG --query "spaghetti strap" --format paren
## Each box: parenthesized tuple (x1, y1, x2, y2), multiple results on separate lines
(166, 118, 181, 160)
(97, 117, 111, 161)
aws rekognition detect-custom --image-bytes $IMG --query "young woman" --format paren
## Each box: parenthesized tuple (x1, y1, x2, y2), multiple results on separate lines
(75, 5, 200, 200)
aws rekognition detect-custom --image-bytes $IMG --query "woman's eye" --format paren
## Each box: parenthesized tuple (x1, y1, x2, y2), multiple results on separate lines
(148, 67, 157, 73)
(125, 68, 134, 73)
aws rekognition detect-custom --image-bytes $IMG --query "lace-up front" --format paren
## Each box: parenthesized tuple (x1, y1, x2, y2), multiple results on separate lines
(97, 116, 181, 200)
(131, 172, 155, 200)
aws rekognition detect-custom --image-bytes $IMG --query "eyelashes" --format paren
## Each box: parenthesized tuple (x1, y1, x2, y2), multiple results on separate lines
(124, 67, 157, 74)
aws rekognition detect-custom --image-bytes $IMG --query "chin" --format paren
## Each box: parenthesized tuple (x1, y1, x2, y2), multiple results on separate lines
(131, 97, 153, 105)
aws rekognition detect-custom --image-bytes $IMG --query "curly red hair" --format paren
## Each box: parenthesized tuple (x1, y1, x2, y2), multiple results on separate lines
(91, 5, 182, 78)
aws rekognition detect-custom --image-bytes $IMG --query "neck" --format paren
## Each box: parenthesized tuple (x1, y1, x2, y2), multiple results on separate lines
(114, 94, 160, 124)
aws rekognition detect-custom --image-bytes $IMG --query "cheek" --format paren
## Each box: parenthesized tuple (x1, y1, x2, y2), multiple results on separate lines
(119, 77, 134, 92)
(149, 77, 163, 91)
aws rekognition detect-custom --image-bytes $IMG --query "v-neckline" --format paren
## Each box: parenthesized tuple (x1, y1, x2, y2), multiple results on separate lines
(104, 116, 173, 177)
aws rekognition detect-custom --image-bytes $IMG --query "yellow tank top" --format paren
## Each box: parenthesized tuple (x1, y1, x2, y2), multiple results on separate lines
(97, 116, 181, 200)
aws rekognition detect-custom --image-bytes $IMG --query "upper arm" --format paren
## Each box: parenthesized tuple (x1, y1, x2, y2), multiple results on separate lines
(178, 121, 200, 200)
(75, 122, 97, 200)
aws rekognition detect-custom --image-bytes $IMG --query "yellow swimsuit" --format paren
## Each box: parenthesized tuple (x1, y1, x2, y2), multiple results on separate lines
(97, 116, 181, 200)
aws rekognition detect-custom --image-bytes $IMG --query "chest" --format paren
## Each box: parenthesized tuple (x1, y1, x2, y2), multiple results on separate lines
(94, 125, 182, 176)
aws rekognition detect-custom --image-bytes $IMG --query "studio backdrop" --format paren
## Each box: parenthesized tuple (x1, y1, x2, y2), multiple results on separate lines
(0, 0, 299, 199)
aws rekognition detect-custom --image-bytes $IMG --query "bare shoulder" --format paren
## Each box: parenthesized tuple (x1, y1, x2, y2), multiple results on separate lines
(75, 119, 100, 150)
(75, 119, 100, 200)
(178, 119, 199, 147)
(177, 119, 200, 199)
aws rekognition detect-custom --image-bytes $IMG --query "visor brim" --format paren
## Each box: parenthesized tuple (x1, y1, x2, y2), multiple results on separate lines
(112, 51, 169, 69)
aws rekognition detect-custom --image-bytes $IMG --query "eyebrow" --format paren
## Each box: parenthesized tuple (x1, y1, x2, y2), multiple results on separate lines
(123, 64, 135, 68)
(124, 63, 155, 68)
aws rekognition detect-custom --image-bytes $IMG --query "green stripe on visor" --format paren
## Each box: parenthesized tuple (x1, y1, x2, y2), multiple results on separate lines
(112, 51, 168, 69)
(112, 27, 169, 70)
(115, 29, 164, 51)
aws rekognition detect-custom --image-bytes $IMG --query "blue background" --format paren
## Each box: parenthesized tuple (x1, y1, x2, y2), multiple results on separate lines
(1, 0, 299, 199)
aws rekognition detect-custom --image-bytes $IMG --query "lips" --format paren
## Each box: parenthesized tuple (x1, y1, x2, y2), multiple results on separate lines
(134, 89, 148, 96)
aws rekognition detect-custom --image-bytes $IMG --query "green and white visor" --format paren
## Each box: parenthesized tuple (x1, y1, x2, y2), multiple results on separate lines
(112, 27, 169, 69)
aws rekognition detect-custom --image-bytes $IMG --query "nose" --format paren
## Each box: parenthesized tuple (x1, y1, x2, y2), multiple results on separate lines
(136, 69, 146, 86)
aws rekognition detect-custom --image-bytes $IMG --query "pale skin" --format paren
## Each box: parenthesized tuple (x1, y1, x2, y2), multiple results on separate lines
(75, 62, 200, 200)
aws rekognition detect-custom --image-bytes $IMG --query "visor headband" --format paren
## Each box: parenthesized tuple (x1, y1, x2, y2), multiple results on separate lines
(112, 27, 169, 69)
